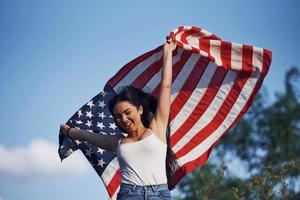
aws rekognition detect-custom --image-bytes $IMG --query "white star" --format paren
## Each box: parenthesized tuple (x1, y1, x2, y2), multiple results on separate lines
(98, 112, 106, 119)
(86, 111, 94, 119)
(64, 149, 73, 157)
(98, 100, 105, 108)
(85, 148, 92, 157)
(101, 91, 108, 97)
(74, 140, 81, 145)
(100, 131, 107, 135)
(109, 115, 114, 118)
(76, 120, 83, 125)
(87, 129, 93, 133)
(97, 159, 106, 168)
(97, 148, 105, 154)
(77, 110, 83, 118)
(87, 100, 95, 109)
(97, 122, 105, 130)
(109, 123, 117, 130)
(85, 120, 93, 127)
(110, 132, 116, 135)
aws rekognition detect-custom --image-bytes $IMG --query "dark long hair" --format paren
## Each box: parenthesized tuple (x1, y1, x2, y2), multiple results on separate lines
(108, 86, 179, 190)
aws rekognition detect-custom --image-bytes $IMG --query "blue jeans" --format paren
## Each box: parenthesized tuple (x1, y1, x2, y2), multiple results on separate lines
(117, 183, 171, 200)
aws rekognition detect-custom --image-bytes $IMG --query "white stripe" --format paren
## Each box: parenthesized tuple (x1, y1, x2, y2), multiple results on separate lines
(170, 62, 217, 135)
(172, 69, 238, 153)
(175, 30, 185, 42)
(171, 54, 203, 102)
(209, 40, 222, 66)
(200, 29, 212, 38)
(183, 25, 193, 30)
(101, 157, 119, 186)
(177, 70, 260, 165)
(142, 48, 184, 92)
(182, 43, 192, 51)
(231, 42, 243, 71)
(252, 47, 264, 72)
(199, 50, 209, 57)
(186, 34, 200, 51)
(113, 50, 163, 90)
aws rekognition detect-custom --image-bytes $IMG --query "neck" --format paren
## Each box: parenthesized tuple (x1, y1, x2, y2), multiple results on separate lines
(130, 125, 147, 138)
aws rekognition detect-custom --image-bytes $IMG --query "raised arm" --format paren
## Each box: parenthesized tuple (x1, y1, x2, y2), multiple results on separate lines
(152, 37, 177, 139)
(60, 124, 120, 152)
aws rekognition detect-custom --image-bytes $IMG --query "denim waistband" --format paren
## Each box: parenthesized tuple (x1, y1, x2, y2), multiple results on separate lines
(120, 183, 169, 192)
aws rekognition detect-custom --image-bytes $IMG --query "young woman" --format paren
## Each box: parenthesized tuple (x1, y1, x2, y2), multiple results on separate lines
(60, 38, 177, 199)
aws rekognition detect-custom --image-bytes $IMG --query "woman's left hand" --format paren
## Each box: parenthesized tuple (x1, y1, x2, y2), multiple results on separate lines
(164, 36, 177, 53)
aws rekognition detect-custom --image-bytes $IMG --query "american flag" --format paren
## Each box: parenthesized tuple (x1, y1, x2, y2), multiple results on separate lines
(58, 26, 272, 199)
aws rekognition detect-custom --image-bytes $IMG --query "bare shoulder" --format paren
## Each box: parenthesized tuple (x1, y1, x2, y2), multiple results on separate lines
(104, 134, 123, 152)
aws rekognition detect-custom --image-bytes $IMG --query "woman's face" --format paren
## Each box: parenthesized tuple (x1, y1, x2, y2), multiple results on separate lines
(113, 101, 143, 133)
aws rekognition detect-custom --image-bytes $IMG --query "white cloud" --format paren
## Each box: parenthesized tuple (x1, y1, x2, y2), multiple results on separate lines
(0, 139, 88, 178)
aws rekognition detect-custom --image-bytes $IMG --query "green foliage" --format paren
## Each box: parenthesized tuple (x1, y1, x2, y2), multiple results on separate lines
(175, 67, 300, 199)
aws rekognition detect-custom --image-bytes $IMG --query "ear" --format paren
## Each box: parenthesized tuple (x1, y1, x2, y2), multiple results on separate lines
(138, 105, 143, 115)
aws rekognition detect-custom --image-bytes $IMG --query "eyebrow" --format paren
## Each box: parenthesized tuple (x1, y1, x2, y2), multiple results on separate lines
(115, 108, 131, 115)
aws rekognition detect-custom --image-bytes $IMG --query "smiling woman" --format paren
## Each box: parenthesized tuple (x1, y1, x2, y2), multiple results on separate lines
(60, 39, 178, 199)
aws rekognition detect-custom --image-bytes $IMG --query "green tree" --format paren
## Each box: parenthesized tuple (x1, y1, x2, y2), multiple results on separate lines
(176, 67, 300, 199)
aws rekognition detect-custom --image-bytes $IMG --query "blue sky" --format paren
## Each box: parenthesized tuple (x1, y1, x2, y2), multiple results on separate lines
(0, 0, 299, 199)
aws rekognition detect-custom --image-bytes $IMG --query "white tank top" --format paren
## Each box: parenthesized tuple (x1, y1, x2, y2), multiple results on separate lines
(116, 129, 168, 186)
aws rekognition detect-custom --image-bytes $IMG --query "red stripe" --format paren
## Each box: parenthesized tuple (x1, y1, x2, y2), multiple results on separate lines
(200, 39, 210, 56)
(105, 46, 163, 88)
(130, 56, 163, 89)
(170, 67, 228, 147)
(230, 49, 271, 129)
(174, 70, 251, 159)
(180, 28, 202, 44)
(151, 50, 193, 98)
(220, 41, 232, 70)
(263, 49, 272, 76)
(242, 45, 253, 73)
(106, 169, 121, 198)
(169, 57, 210, 122)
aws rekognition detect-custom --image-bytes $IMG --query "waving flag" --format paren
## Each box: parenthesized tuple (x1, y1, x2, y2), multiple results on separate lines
(58, 26, 272, 199)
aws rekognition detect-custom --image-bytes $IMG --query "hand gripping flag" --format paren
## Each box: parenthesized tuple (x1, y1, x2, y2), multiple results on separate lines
(58, 26, 272, 199)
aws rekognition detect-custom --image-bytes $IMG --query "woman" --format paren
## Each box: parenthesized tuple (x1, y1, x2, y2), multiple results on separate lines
(60, 37, 177, 199)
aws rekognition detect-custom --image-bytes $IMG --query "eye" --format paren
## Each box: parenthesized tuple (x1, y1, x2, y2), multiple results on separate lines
(125, 111, 131, 115)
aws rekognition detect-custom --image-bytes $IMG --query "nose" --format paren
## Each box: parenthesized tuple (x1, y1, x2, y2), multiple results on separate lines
(118, 114, 128, 124)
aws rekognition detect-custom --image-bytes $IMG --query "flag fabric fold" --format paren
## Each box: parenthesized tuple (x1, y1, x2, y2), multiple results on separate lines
(58, 25, 272, 199)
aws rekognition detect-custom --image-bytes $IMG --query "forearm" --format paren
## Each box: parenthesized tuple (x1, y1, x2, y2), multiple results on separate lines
(68, 128, 117, 151)
(161, 50, 173, 87)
